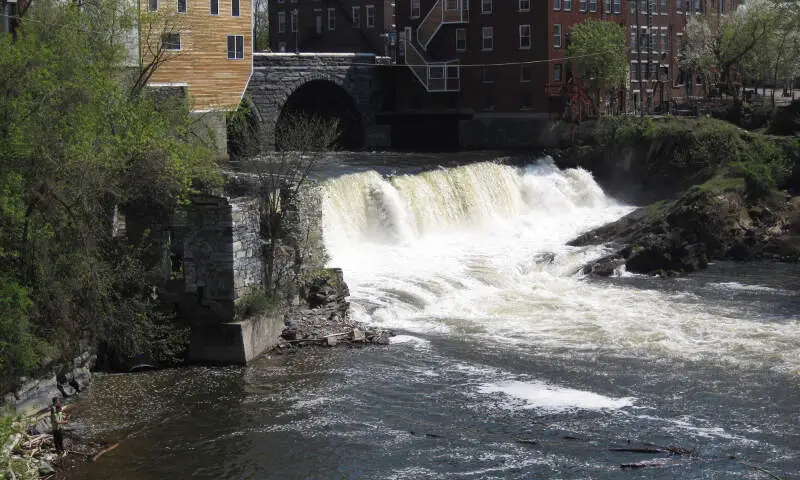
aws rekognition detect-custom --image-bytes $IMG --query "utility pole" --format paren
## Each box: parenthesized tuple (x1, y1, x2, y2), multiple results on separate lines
(292, 8, 299, 53)
(2, 0, 10, 34)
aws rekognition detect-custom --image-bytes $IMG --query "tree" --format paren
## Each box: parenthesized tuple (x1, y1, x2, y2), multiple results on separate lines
(253, 0, 269, 51)
(0, 0, 218, 383)
(682, 0, 781, 103)
(566, 19, 628, 116)
(227, 106, 337, 301)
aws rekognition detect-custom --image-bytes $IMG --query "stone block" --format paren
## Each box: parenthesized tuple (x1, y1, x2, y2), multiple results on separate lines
(188, 313, 283, 364)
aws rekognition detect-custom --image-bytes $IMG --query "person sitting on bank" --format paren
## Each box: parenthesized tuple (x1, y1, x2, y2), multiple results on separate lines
(50, 397, 68, 454)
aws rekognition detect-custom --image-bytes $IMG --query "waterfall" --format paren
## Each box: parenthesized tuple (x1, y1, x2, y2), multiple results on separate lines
(321, 158, 610, 251)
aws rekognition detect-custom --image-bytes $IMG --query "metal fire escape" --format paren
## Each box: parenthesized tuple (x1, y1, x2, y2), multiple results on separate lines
(403, 0, 468, 92)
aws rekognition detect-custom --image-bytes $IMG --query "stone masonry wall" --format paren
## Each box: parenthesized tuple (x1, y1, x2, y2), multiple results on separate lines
(231, 197, 264, 302)
(246, 53, 385, 150)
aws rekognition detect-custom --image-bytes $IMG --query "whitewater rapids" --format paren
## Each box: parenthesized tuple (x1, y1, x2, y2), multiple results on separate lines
(321, 158, 800, 373)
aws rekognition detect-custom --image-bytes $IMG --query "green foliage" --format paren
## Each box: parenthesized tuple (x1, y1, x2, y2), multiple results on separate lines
(234, 289, 277, 319)
(599, 115, 798, 199)
(0, 0, 220, 382)
(0, 277, 47, 390)
(566, 20, 627, 111)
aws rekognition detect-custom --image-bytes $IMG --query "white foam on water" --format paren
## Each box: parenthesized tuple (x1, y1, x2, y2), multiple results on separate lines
(477, 380, 635, 412)
(321, 158, 800, 372)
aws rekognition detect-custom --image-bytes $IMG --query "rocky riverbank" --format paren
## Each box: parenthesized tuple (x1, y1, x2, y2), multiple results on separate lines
(560, 116, 800, 275)
(277, 268, 392, 351)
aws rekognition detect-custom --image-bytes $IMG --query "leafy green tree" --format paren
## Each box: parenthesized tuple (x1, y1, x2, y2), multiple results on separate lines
(566, 19, 628, 115)
(0, 0, 218, 383)
(682, 0, 780, 103)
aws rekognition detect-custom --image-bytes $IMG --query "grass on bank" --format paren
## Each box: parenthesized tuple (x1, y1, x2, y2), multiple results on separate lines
(594, 115, 800, 198)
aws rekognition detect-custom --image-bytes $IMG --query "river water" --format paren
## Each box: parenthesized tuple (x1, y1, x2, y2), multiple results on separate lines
(76, 154, 799, 479)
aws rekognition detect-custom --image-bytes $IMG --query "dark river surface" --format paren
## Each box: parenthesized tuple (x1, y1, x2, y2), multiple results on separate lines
(75, 153, 799, 479)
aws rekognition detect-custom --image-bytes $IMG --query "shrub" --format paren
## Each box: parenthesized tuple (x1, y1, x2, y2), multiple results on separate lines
(234, 289, 277, 319)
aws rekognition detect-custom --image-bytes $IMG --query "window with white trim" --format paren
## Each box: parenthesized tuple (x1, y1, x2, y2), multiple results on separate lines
(177, 0, 186, 13)
(278, 11, 286, 33)
(352, 6, 360, 26)
(482, 0, 492, 14)
(227, 35, 244, 59)
(231, 0, 239, 17)
(366, 5, 375, 28)
(162, 33, 180, 50)
(661, 0, 668, 12)
(553, 24, 562, 48)
(564, 0, 572, 9)
(554, 64, 563, 81)
(328, 8, 336, 30)
(589, 0, 597, 12)
(519, 25, 531, 49)
(411, 0, 420, 18)
(482, 26, 493, 50)
(554, 0, 561, 9)
(580, 0, 587, 11)
(519, 0, 530, 11)
(614, 0, 621, 13)
(456, 28, 466, 52)
(210, 0, 218, 15)
(148, 0, 157, 11)
(605, 0, 611, 13)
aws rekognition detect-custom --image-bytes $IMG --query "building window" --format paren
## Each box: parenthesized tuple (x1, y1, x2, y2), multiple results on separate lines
(148, 0, 157, 11)
(554, 63, 562, 81)
(554, 0, 561, 9)
(580, 0, 587, 11)
(520, 90, 531, 110)
(631, 0, 636, 13)
(651, 32, 657, 51)
(639, 0, 647, 13)
(291, 9, 298, 32)
(161, 33, 180, 50)
(352, 6, 360, 26)
(604, 0, 610, 13)
(660, 30, 666, 51)
(482, 66, 494, 83)
(485, 89, 495, 110)
(456, 28, 466, 52)
(553, 24, 562, 48)
(278, 11, 286, 33)
(227, 35, 244, 59)
(366, 5, 375, 28)
(328, 8, 336, 30)
(411, 0, 420, 18)
(564, 0, 572, 10)
(519, 25, 531, 49)
(482, 26, 493, 51)
(519, 0, 530, 11)
(631, 62, 640, 80)
(630, 28, 636, 50)
(589, 0, 597, 11)
(482, 0, 492, 14)
(232, 0, 239, 17)
(666, 26, 672, 52)
(278, 42, 287, 52)
(177, 0, 186, 13)
(520, 65, 531, 82)
(614, 0, 621, 13)
(675, 0, 681, 11)
(210, 0, 218, 15)
(661, 0, 668, 12)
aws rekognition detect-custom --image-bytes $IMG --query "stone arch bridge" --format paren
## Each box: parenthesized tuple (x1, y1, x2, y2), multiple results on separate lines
(245, 52, 390, 150)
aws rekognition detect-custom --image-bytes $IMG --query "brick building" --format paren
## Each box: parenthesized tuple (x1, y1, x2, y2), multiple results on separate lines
(394, 0, 550, 114)
(269, 0, 394, 55)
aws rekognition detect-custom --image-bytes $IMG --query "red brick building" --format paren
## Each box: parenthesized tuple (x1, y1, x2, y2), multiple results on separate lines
(394, 0, 550, 114)
(269, 0, 394, 55)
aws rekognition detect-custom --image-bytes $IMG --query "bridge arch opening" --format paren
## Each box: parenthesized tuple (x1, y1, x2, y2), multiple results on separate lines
(275, 80, 364, 151)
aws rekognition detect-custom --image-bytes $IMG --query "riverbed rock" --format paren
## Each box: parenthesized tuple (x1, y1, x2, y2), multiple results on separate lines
(574, 187, 799, 275)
